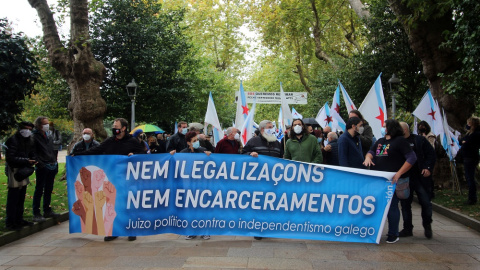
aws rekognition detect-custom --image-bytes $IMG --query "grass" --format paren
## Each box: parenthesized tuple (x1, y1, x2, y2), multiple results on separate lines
(0, 159, 68, 235)
(0, 158, 479, 235)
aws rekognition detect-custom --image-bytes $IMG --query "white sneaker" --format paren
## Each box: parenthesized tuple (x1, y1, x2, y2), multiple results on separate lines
(185, 235, 196, 240)
(202, 235, 210, 240)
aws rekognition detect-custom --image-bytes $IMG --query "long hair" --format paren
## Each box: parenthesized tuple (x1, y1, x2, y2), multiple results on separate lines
(467, 116, 480, 135)
(385, 119, 404, 138)
(289, 118, 307, 139)
(417, 120, 431, 134)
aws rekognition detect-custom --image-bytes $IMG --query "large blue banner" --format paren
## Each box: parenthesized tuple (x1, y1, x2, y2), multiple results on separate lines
(66, 154, 395, 244)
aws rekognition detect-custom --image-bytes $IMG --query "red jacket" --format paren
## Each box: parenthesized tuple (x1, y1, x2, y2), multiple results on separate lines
(214, 137, 240, 154)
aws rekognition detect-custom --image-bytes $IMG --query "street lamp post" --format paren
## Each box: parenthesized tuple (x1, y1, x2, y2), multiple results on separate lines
(126, 79, 138, 130)
(388, 74, 400, 119)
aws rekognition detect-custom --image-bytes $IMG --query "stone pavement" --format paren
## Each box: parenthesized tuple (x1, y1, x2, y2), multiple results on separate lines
(1, 203, 480, 270)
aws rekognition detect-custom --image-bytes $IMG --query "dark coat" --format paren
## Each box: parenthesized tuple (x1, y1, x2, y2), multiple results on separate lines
(241, 135, 283, 158)
(70, 140, 100, 155)
(32, 129, 57, 168)
(460, 130, 480, 161)
(5, 133, 36, 168)
(75, 134, 146, 155)
(214, 137, 240, 154)
(166, 132, 188, 153)
(324, 139, 339, 166)
(337, 131, 364, 169)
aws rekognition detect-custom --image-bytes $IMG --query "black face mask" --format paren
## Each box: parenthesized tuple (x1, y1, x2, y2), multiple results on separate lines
(112, 128, 122, 135)
(418, 128, 426, 133)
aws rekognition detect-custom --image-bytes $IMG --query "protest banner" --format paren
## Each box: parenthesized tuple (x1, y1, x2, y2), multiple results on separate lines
(67, 154, 395, 244)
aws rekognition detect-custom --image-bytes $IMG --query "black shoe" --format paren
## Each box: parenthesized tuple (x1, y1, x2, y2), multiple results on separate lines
(32, 214, 46, 223)
(386, 235, 399, 244)
(6, 224, 21, 231)
(128, 236, 137, 241)
(104, 236, 118, 242)
(254, 236, 263, 240)
(424, 224, 433, 239)
(19, 220, 34, 227)
(466, 200, 477, 205)
(399, 229, 413, 237)
(44, 211, 60, 218)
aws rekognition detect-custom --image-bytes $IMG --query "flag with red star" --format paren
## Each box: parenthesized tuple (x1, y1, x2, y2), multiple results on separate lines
(235, 81, 249, 130)
(358, 74, 387, 140)
(412, 90, 443, 135)
(339, 80, 357, 114)
(331, 85, 346, 132)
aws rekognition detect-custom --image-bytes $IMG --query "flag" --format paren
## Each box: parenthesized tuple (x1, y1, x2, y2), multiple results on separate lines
(280, 82, 294, 128)
(359, 74, 387, 140)
(291, 107, 303, 119)
(412, 90, 443, 135)
(204, 92, 224, 146)
(235, 81, 249, 130)
(276, 107, 284, 142)
(240, 98, 257, 146)
(174, 121, 178, 134)
(412, 117, 418, 135)
(339, 80, 357, 114)
(315, 102, 333, 130)
(331, 85, 346, 132)
(441, 110, 460, 160)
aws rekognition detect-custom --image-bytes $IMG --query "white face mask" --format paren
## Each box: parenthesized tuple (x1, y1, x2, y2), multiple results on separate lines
(19, 129, 32, 138)
(357, 126, 364, 135)
(234, 133, 240, 140)
(42, 124, 50, 133)
(265, 127, 276, 136)
(82, 134, 92, 141)
(293, 125, 303, 134)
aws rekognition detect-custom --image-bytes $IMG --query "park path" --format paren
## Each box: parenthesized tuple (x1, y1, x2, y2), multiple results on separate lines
(1, 203, 480, 269)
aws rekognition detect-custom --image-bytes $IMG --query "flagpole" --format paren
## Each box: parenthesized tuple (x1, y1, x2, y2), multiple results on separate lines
(449, 161, 462, 195)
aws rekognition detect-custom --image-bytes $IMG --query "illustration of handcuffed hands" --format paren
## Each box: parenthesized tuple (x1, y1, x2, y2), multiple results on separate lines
(73, 167, 117, 236)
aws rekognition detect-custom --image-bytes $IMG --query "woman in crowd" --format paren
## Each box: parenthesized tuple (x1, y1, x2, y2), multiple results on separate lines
(459, 116, 480, 205)
(363, 119, 417, 244)
(284, 119, 322, 163)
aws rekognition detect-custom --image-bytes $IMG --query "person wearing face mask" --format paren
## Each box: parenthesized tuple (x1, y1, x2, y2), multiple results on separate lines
(215, 127, 240, 154)
(132, 129, 150, 153)
(75, 118, 146, 242)
(337, 117, 365, 169)
(242, 120, 283, 158)
(31, 116, 60, 222)
(189, 126, 215, 152)
(5, 121, 37, 230)
(348, 110, 374, 156)
(71, 128, 100, 155)
(459, 116, 480, 205)
(167, 121, 189, 154)
(417, 121, 436, 149)
(177, 131, 212, 240)
(323, 132, 339, 166)
(284, 119, 322, 163)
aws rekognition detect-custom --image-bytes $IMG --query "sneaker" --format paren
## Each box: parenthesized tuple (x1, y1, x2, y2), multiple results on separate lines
(185, 235, 197, 240)
(254, 236, 263, 240)
(32, 214, 46, 223)
(202, 235, 210, 240)
(104, 236, 118, 242)
(399, 229, 413, 237)
(44, 211, 60, 218)
(424, 224, 433, 239)
(128, 236, 137, 241)
(386, 235, 399, 244)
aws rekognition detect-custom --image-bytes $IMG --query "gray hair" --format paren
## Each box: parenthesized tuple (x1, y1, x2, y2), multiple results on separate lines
(34, 116, 48, 130)
(327, 132, 338, 140)
(226, 127, 235, 136)
(259, 120, 272, 129)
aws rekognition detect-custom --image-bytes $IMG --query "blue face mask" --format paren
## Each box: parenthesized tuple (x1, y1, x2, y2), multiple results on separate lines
(181, 128, 188, 135)
(192, 140, 200, 149)
(380, 127, 386, 137)
(317, 137, 323, 143)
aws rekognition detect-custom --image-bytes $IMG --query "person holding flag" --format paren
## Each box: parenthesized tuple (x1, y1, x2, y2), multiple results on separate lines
(459, 116, 480, 205)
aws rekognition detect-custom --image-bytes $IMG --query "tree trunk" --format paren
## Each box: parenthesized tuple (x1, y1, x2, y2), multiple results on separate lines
(28, 0, 107, 146)
(348, 0, 370, 20)
(388, 0, 475, 130)
(310, 0, 335, 66)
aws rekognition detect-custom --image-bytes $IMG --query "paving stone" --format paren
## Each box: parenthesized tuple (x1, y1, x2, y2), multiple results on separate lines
(410, 252, 479, 264)
(0, 255, 18, 265)
(160, 246, 228, 257)
(201, 239, 252, 248)
(424, 244, 480, 254)
(45, 246, 163, 257)
(3, 255, 66, 267)
(306, 242, 370, 251)
(183, 257, 248, 268)
(247, 257, 312, 269)
(3, 267, 70, 270)
(57, 255, 117, 267)
(312, 260, 449, 270)
(366, 243, 432, 253)
(43, 237, 91, 247)
(0, 246, 56, 256)
(446, 263, 480, 270)
(108, 255, 186, 268)
(274, 248, 347, 260)
(345, 250, 418, 262)
(227, 247, 274, 258)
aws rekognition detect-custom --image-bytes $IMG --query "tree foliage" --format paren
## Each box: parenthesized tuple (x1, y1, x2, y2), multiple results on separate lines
(0, 18, 40, 135)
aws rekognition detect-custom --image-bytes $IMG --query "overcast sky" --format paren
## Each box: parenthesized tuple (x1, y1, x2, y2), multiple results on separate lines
(0, 0, 68, 37)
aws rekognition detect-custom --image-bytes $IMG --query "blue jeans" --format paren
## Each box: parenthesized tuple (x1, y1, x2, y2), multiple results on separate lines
(400, 175, 432, 230)
(464, 158, 478, 203)
(32, 166, 57, 215)
(388, 177, 409, 237)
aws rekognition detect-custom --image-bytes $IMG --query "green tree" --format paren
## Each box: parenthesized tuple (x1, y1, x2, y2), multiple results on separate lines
(0, 18, 40, 135)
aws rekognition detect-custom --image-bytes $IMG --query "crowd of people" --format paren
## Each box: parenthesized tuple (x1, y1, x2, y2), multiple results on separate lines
(4, 114, 480, 244)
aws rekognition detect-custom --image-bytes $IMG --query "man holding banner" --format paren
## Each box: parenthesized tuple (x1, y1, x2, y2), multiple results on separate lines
(242, 120, 283, 158)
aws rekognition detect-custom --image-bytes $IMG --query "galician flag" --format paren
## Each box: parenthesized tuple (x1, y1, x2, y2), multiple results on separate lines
(331, 85, 346, 131)
(441, 109, 460, 160)
(277, 107, 284, 142)
(412, 90, 443, 135)
(339, 80, 357, 114)
(235, 81, 249, 130)
(359, 74, 387, 140)
(315, 102, 333, 130)
(174, 121, 178, 134)
(280, 83, 294, 128)
(292, 107, 303, 119)
(240, 98, 257, 146)
(204, 92, 224, 146)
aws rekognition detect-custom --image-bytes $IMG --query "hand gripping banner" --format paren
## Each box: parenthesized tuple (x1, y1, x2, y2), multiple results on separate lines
(66, 154, 395, 244)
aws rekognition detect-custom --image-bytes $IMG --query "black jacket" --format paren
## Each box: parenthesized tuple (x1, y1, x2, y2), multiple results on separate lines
(166, 132, 188, 153)
(241, 135, 283, 158)
(409, 134, 436, 173)
(5, 132, 36, 168)
(75, 134, 146, 155)
(324, 139, 339, 166)
(32, 129, 57, 168)
(460, 130, 480, 161)
(70, 140, 101, 155)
